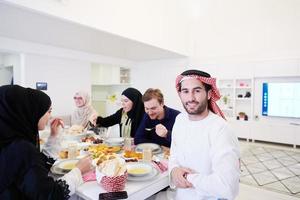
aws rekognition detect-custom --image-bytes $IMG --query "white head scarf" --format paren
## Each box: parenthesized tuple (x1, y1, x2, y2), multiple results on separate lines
(71, 91, 96, 126)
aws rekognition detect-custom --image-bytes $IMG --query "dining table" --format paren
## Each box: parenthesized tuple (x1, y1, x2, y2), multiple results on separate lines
(41, 129, 170, 200)
(75, 170, 169, 200)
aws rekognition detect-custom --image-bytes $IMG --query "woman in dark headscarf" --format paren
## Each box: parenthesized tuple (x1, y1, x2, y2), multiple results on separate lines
(0, 85, 92, 200)
(90, 87, 145, 137)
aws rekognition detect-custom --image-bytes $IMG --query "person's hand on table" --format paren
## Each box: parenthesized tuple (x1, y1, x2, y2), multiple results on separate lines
(155, 124, 168, 137)
(171, 167, 193, 188)
(76, 155, 93, 175)
(50, 118, 64, 137)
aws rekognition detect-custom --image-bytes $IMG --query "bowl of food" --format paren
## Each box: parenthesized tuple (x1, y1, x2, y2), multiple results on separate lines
(127, 162, 152, 177)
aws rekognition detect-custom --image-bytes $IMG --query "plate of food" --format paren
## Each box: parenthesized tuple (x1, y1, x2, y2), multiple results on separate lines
(63, 125, 94, 141)
(123, 150, 143, 160)
(126, 162, 153, 177)
(88, 144, 121, 159)
(51, 159, 79, 175)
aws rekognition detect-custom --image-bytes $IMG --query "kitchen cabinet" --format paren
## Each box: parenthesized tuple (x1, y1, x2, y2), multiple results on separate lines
(91, 63, 130, 115)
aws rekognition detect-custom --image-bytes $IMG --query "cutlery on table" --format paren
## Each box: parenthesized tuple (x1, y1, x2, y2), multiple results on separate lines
(145, 127, 155, 131)
(152, 157, 168, 172)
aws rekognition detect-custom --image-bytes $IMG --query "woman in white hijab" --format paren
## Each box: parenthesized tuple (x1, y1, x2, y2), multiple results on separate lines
(71, 91, 97, 127)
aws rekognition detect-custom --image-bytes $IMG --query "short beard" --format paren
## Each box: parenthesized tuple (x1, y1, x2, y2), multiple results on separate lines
(183, 99, 208, 115)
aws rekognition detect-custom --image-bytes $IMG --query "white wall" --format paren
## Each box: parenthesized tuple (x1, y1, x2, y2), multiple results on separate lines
(189, 0, 300, 60)
(131, 58, 189, 112)
(23, 53, 91, 116)
(4, 0, 300, 60)
(4, 0, 190, 56)
(0, 36, 135, 67)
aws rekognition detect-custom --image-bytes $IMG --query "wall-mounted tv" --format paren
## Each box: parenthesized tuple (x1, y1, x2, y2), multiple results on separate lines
(262, 82, 300, 118)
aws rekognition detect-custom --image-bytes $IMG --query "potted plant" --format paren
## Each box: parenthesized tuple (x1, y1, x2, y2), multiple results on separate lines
(222, 95, 229, 105)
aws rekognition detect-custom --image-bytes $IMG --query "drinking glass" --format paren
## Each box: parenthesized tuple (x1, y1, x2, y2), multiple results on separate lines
(123, 137, 132, 151)
(142, 147, 152, 162)
(68, 143, 77, 159)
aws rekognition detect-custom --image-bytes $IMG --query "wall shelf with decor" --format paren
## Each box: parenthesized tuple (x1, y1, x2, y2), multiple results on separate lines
(235, 79, 253, 121)
(218, 79, 235, 119)
(218, 78, 253, 121)
(218, 78, 253, 140)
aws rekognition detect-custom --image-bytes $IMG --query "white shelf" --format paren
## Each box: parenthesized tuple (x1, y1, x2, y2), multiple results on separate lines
(218, 78, 253, 121)
(235, 98, 252, 101)
(219, 87, 234, 89)
(91, 64, 131, 116)
(221, 108, 234, 111)
(91, 64, 131, 85)
(236, 87, 252, 89)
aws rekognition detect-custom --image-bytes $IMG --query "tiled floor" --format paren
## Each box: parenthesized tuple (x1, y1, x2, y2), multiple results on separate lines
(237, 184, 300, 200)
(240, 141, 300, 198)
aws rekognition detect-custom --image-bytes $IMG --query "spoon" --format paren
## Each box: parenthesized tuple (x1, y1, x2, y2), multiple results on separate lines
(145, 127, 155, 131)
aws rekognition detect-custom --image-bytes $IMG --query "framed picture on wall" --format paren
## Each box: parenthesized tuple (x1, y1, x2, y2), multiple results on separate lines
(36, 82, 47, 90)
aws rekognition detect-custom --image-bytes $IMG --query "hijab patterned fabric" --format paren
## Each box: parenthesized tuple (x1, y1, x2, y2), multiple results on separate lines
(0, 85, 51, 149)
(71, 91, 96, 127)
(175, 70, 225, 119)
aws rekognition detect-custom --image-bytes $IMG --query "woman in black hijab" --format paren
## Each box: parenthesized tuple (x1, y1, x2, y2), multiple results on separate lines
(0, 85, 92, 200)
(90, 87, 145, 137)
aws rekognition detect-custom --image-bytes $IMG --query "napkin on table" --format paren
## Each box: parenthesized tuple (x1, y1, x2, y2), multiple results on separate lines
(82, 170, 96, 182)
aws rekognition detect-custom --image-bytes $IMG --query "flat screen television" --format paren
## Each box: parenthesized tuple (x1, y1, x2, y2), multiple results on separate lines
(262, 82, 300, 118)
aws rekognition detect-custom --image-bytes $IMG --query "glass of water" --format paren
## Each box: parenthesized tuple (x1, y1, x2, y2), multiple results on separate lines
(68, 142, 77, 159)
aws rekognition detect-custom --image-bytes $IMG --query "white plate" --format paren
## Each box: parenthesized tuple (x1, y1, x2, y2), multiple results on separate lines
(51, 159, 79, 175)
(63, 132, 94, 141)
(136, 143, 160, 151)
(51, 166, 65, 175)
(136, 143, 162, 154)
(105, 137, 124, 146)
(127, 167, 159, 182)
(57, 159, 79, 170)
(127, 162, 153, 177)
